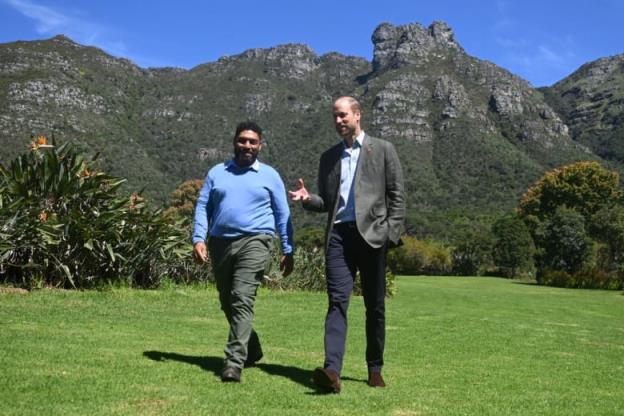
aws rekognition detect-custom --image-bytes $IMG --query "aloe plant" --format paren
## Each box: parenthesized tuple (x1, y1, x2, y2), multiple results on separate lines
(0, 139, 208, 288)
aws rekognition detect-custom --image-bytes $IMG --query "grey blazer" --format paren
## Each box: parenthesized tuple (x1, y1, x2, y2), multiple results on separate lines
(303, 134, 406, 250)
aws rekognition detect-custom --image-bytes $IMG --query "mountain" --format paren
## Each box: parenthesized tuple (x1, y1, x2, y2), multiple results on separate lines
(541, 54, 624, 163)
(0, 22, 613, 238)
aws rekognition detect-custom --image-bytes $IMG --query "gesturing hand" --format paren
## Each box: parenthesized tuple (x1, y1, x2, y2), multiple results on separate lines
(288, 178, 310, 202)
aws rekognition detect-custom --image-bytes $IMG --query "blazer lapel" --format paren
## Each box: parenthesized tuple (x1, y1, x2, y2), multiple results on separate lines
(356, 134, 375, 183)
(328, 144, 342, 199)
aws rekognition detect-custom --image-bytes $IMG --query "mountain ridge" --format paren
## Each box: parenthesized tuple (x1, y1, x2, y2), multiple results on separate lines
(1, 21, 621, 238)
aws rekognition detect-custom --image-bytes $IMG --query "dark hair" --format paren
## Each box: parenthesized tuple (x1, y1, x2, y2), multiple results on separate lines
(234, 121, 262, 140)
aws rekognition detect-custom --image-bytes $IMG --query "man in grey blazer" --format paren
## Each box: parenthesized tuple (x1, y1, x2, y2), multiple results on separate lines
(289, 96, 406, 393)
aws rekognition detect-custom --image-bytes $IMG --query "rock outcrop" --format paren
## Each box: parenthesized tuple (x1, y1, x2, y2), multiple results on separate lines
(0, 21, 616, 237)
(542, 54, 624, 161)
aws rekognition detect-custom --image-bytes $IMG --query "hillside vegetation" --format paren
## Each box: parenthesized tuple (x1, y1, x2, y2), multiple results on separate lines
(3, 22, 621, 237)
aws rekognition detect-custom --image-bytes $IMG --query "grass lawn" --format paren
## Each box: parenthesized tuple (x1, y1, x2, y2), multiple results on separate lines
(1, 276, 623, 415)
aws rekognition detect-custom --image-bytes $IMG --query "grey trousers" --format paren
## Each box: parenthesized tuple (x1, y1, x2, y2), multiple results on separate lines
(208, 234, 272, 369)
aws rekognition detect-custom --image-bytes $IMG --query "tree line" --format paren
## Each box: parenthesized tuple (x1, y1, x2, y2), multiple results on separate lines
(2, 139, 623, 291)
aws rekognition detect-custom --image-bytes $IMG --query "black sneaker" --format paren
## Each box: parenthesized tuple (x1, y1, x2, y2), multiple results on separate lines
(244, 330, 263, 367)
(221, 366, 241, 382)
(244, 350, 263, 367)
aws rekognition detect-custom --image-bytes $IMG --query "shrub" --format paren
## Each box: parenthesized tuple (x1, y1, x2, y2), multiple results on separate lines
(451, 230, 493, 276)
(264, 246, 326, 292)
(387, 236, 425, 274)
(295, 226, 325, 252)
(0, 139, 205, 289)
(264, 244, 396, 297)
(538, 269, 572, 287)
(388, 236, 452, 275)
(539, 267, 623, 290)
(164, 178, 203, 220)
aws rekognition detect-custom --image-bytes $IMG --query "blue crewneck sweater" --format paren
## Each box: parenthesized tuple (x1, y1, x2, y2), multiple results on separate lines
(192, 159, 294, 254)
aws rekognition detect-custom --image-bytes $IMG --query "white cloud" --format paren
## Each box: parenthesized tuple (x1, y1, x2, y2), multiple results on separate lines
(3, 0, 133, 62)
(487, 3, 580, 86)
(501, 38, 579, 86)
(5, 0, 97, 37)
(495, 36, 528, 48)
(5, 0, 69, 33)
(536, 45, 563, 64)
(3, 0, 176, 67)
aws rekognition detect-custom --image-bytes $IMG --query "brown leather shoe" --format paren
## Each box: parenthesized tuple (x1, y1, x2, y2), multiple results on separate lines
(368, 371, 386, 388)
(312, 367, 341, 393)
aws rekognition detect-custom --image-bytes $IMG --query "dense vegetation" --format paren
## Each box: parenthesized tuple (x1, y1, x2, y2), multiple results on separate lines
(164, 161, 624, 291)
(2, 140, 622, 291)
(0, 139, 207, 288)
(3, 30, 621, 239)
(517, 161, 624, 289)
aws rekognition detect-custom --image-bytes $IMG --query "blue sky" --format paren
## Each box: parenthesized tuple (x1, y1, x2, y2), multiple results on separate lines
(1, 0, 622, 87)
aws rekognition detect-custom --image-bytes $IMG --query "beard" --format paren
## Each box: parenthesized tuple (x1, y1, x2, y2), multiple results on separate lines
(234, 148, 258, 167)
(336, 124, 355, 138)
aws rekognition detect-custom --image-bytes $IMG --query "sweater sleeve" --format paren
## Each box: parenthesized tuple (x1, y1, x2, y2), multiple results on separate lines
(269, 170, 295, 255)
(192, 171, 214, 244)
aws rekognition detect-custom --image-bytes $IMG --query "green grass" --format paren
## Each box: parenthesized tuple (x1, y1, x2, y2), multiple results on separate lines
(1, 277, 623, 415)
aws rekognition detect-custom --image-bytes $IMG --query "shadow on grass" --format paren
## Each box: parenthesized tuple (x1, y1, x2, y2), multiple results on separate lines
(143, 351, 324, 391)
(143, 351, 222, 377)
(511, 281, 539, 286)
(255, 362, 315, 388)
(255, 364, 367, 394)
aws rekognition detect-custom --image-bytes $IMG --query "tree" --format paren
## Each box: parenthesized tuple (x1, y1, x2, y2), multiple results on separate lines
(541, 206, 592, 274)
(518, 161, 621, 225)
(590, 205, 624, 273)
(451, 229, 493, 276)
(491, 215, 535, 278)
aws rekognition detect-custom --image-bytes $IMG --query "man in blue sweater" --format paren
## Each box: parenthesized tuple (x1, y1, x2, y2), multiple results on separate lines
(192, 121, 295, 382)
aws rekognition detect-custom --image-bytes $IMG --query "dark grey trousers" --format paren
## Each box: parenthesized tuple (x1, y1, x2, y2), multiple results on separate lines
(208, 234, 272, 369)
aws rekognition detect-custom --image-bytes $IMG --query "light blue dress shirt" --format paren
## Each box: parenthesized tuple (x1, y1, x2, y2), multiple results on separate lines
(334, 132, 365, 224)
(192, 159, 294, 254)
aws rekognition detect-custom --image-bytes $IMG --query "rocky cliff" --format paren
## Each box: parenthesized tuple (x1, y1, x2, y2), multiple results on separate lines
(1, 22, 616, 237)
(541, 54, 624, 162)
